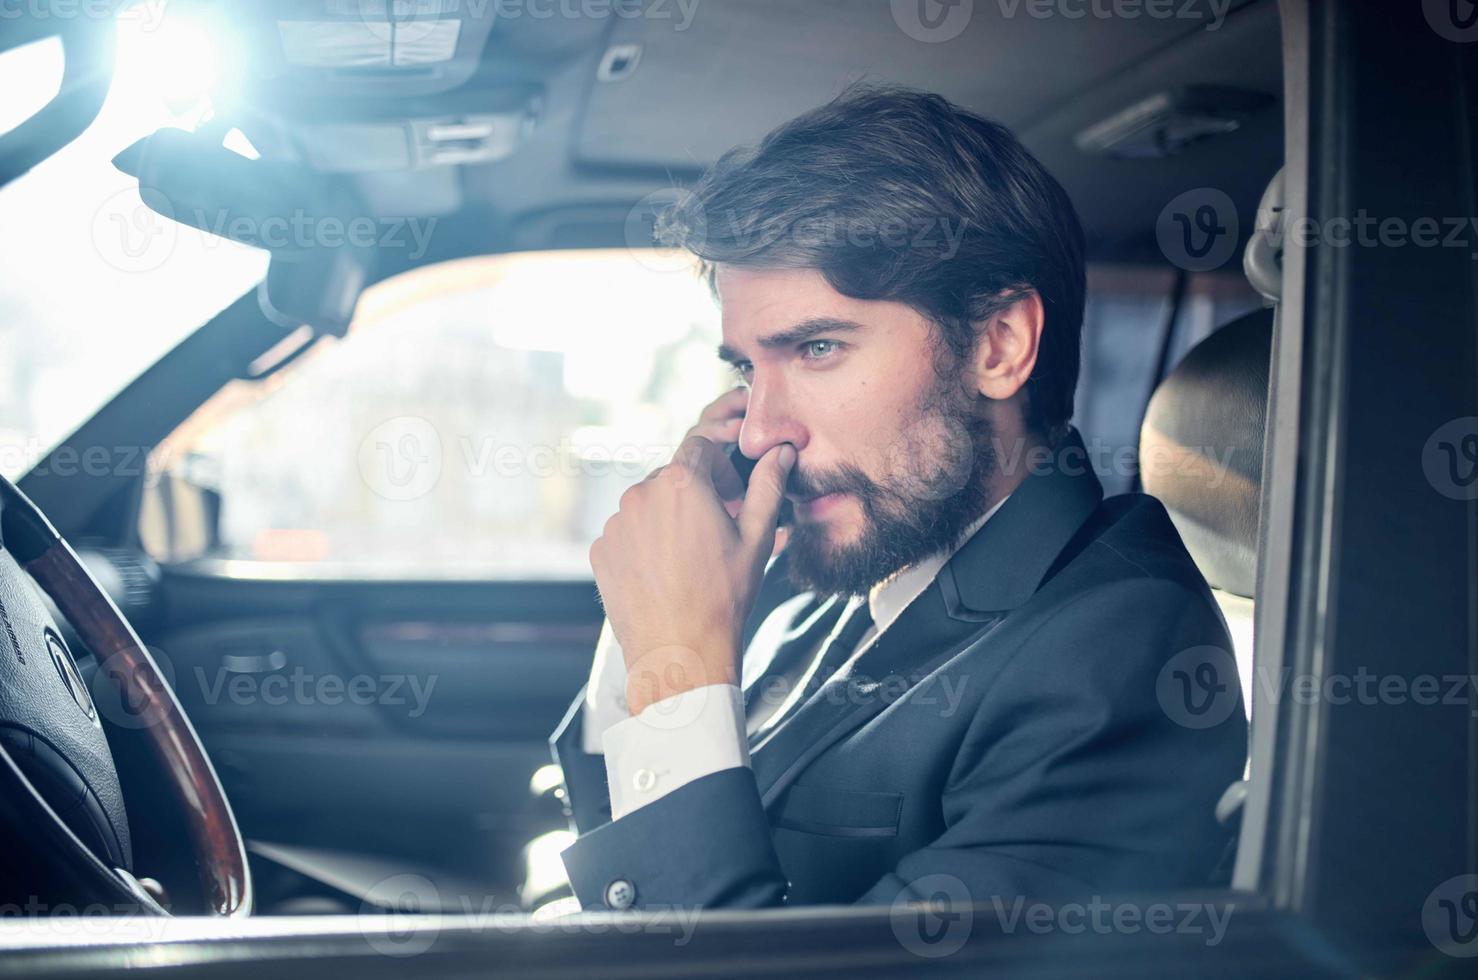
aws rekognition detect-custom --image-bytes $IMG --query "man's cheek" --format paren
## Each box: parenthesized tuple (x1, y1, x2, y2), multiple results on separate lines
(883, 414, 975, 503)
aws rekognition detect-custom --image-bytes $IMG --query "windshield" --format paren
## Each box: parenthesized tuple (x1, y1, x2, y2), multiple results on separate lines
(0, 9, 267, 480)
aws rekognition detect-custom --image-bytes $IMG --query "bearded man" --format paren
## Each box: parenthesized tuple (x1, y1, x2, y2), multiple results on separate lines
(550, 85, 1247, 912)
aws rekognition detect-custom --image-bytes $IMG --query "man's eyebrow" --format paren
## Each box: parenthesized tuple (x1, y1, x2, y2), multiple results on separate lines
(715, 317, 866, 364)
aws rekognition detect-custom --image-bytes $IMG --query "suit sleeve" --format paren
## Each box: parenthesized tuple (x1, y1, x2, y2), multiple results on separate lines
(550, 554, 803, 837)
(851, 575, 1245, 906)
(559, 575, 1244, 911)
(560, 767, 786, 909)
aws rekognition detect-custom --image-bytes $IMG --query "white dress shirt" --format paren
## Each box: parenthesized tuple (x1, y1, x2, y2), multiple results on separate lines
(583, 498, 1007, 819)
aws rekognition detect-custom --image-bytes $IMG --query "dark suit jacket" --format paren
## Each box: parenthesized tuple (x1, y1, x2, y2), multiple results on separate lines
(551, 438, 1247, 910)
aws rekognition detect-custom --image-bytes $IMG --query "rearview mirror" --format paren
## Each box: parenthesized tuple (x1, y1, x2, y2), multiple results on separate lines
(113, 126, 372, 336)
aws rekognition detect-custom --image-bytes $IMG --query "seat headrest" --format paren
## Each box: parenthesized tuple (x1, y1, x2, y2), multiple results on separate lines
(1244, 167, 1285, 303)
(1139, 308, 1273, 598)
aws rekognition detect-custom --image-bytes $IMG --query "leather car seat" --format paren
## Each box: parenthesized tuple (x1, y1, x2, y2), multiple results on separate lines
(1139, 169, 1284, 719)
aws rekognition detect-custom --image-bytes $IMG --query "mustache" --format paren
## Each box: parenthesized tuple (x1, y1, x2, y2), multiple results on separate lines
(786, 463, 880, 502)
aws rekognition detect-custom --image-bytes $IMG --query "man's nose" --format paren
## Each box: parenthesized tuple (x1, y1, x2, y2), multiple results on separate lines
(737, 377, 808, 462)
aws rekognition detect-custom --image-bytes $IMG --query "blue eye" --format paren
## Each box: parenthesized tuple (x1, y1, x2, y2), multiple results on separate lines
(802, 340, 839, 359)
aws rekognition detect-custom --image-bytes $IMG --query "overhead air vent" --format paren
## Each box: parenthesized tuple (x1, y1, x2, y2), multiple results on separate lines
(77, 548, 163, 630)
(1075, 86, 1274, 160)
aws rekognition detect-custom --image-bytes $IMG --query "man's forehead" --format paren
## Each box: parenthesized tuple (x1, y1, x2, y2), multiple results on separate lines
(714, 266, 931, 356)
(716, 266, 863, 340)
(714, 265, 834, 304)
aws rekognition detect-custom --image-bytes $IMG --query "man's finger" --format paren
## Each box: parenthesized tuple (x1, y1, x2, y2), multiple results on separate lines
(672, 435, 746, 501)
(684, 415, 743, 448)
(738, 444, 796, 546)
(698, 386, 749, 425)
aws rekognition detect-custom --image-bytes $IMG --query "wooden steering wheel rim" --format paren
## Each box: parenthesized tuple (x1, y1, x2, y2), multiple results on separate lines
(2, 478, 251, 917)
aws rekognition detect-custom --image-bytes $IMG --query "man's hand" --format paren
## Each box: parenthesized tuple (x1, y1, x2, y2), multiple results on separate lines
(682, 386, 790, 553)
(590, 435, 795, 716)
(684, 385, 748, 451)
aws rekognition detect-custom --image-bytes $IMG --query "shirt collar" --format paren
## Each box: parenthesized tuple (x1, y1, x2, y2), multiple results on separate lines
(867, 494, 1010, 636)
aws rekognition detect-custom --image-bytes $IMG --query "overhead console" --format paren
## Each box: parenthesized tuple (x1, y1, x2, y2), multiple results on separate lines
(288, 86, 543, 174)
(240, 0, 503, 99)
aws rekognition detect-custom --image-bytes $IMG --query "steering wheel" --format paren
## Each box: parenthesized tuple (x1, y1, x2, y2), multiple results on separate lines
(0, 474, 250, 916)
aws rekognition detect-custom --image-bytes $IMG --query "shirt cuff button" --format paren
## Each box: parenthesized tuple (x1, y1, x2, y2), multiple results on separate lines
(604, 879, 636, 910)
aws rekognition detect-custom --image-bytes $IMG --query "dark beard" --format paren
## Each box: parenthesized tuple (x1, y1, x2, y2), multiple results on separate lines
(783, 377, 996, 598)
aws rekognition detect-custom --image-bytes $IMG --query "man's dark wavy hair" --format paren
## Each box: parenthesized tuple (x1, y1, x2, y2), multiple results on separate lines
(656, 83, 1086, 442)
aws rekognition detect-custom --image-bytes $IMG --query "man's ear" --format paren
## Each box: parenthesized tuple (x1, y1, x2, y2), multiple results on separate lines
(971, 290, 1044, 402)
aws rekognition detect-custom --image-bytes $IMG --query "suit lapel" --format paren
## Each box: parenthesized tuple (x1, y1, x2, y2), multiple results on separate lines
(750, 429, 1107, 808)
(750, 581, 999, 806)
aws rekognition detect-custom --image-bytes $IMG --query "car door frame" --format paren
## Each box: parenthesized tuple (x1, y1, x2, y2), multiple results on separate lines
(1231, 0, 1477, 971)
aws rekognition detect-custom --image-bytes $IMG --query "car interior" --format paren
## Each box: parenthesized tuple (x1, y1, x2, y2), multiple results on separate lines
(0, 1, 1474, 976)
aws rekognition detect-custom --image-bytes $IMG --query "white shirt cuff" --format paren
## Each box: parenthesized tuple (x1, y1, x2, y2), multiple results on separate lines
(600, 683, 750, 819)
(580, 620, 630, 754)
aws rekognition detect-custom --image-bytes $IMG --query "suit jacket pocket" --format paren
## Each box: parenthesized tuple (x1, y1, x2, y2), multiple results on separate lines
(771, 782, 903, 839)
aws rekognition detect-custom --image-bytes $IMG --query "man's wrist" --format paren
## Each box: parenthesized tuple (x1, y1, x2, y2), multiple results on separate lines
(601, 683, 750, 819)
(623, 643, 738, 716)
